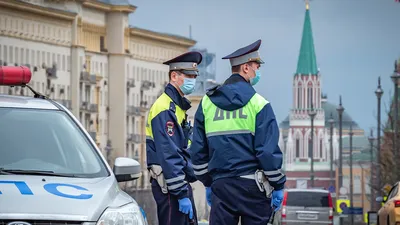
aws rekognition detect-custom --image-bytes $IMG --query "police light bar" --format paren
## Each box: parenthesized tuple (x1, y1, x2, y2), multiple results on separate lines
(0, 66, 32, 86)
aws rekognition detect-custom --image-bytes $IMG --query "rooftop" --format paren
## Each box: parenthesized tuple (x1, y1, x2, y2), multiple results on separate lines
(96, 0, 132, 6)
(279, 97, 361, 130)
(130, 26, 196, 45)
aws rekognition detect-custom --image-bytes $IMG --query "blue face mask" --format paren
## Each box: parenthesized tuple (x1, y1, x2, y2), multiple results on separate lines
(250, 69, 261, 86)
(180, 78, 196, 95)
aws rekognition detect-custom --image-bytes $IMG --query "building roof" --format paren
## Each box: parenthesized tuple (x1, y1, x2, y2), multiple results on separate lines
(296, 5, 318, 75)
(130, 26, 196, 45)
(341, 135, 370, 150)
(96, 0, 132, 6)
(279, 97, 361, 130)
(342, 148, 374, 163)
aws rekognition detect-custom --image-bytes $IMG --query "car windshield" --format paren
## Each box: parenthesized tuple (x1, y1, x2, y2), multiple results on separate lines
(0, 107, 108, 178)
(286, 191, 329, 207)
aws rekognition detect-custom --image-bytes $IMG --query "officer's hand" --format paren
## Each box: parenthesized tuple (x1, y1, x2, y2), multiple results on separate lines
(178, 197, 194, 219)
(205, 187, 212, 206)
(271, 189, 284, 211)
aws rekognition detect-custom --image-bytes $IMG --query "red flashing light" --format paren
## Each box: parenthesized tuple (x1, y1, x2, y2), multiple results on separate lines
(395, 200, 400, 207)
(328, 193, 333, 220)
(281, 191, 288, 218)
(0, 66, 32, 86)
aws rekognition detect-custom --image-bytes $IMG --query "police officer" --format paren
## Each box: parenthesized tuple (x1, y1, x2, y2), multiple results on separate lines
(146, 51, 202, 225)
(189, 40, 286, 225)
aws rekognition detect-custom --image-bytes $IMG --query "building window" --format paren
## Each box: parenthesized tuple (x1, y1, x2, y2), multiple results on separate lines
(320, 139, 323, 159)
(296, 139, 300, 158)
(100, 36, 105, 51)
(297, 87, 301, 108)
(307, 87, 313, 108)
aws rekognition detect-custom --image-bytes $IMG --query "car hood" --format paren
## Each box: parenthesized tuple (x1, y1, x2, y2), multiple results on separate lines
(0, 175, 134, 221)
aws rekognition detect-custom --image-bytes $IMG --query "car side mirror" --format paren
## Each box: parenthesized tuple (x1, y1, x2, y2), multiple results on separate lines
(376, 196, 384, 203)
(113, 157, 142, 182)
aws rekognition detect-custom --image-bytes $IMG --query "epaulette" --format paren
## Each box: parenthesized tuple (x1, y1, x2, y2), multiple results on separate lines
(169, 101, 176, 113)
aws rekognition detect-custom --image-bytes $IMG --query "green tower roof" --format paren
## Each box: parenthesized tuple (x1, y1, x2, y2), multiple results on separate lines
(296, 5, 318, 75)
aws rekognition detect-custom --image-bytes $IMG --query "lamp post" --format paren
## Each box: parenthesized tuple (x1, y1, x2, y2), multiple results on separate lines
(336, 96, 344, 225)
(308, 103, 317, 188)
(391, 60, 400, 180)
(368, 129, 375, 211)
(358, 161, 366, 219)
(328, 113, 335, 188)
(336, 96, 345, 190)
(375, 76, 383, 199)
(349, 123, 354, 225)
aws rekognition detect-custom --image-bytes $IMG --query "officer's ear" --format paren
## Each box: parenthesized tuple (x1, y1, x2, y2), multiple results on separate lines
(169, 71, 180, 82)
(242, 63, 251, 74)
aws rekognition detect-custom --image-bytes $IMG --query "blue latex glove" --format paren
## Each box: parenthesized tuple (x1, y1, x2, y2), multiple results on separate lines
(271, 190, 284, 211)
(178, 197, 193, 219)
(205, 187, 212, 206)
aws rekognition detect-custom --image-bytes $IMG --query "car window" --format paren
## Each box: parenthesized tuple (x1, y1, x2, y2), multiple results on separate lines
(286, 191, 329, 207)
(388, 185, 399, 200)
(0, 108, 108, 178)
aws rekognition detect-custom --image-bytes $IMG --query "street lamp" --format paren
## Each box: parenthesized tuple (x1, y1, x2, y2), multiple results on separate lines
(368, 129, 375, 211)
(391, 60, 400, 180)
(349, 123, 354, 225)
(328, 113, 335, 188)
(308, 103, 317, 188)
(336, 96, 344, 225)
(375, 76, 383, 199)
(336, 96, 345, 190)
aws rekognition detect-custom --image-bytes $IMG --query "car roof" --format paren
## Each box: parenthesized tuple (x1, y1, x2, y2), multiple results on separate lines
(286, 188, 329, 194)
(0, 94, 59, 110)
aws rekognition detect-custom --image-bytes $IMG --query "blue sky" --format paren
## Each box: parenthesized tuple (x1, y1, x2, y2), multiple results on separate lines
(128, 0, 400, 134)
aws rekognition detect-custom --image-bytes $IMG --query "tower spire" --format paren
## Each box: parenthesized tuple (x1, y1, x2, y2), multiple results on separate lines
(296, 0, 318, 75)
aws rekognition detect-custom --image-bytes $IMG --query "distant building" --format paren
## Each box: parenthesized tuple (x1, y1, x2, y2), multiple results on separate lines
(278, 3, 369, 194)
(185, 47, 217, 221)
(186, 48, 217, 122)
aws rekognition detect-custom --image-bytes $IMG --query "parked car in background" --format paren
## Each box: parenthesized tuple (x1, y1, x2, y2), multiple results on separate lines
(280, 188, 334, 224)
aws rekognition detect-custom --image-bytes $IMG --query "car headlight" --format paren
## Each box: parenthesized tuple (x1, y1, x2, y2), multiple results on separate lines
(96, 203, 146, 225)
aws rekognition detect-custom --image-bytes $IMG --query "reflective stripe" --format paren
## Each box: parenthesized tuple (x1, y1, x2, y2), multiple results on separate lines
(240, 174, 255, 180)
(168, 181, 187, 190)
(192, 163, 208, 170)
(165, 175, 185, 184)
(264, 169, 282, 176)
(206, 130, 254, 138)
(146, 136, 153, 141)
(194, 169, 208, 176)
(268, 174, 284, 182)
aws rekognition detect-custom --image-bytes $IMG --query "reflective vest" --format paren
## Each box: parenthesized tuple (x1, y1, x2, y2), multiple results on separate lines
(201, 93, 268, 137)
(146, 93, 186, 141)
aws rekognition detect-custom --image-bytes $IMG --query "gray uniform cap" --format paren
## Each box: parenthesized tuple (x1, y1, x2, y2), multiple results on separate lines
(163, 51, 203, 76)
(222, 39, 265, 67)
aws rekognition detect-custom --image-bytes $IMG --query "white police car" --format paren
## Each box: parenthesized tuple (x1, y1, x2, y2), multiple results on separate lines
(0, 66, 148, 225)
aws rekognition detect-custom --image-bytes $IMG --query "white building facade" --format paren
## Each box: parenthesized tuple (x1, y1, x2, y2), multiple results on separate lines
(0, 0, 196, 190)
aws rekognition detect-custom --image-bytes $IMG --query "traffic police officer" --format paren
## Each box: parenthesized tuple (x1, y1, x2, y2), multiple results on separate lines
(189, 40, 286, 225)
(146, 51, 202, 225)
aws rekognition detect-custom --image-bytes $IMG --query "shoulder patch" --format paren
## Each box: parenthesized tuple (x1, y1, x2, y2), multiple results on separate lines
(166, 121, 175, 136)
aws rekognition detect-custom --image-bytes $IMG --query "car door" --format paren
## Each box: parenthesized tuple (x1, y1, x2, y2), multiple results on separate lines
(381, 184, 399, 225)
